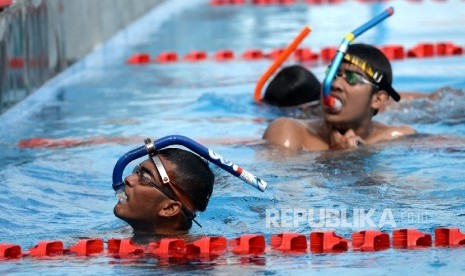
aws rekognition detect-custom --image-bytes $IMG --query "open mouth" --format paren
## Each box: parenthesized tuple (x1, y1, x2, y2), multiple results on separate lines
(116, 189, 128, 204)
(324, 95, 343, 113)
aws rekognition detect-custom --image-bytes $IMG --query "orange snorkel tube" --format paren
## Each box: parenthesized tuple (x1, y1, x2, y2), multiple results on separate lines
(253, 26, 312, 104)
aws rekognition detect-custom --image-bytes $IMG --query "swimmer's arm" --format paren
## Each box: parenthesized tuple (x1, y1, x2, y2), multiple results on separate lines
(389, 125, 417, 139)
(398, 92, 429, 101)
(263, 117, 303, 151)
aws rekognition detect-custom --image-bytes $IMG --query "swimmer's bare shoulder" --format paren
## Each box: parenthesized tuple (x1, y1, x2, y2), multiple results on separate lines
(263, 118, 328, 151)
(263, 117, 307, 151)
(368, 122, 416, 143)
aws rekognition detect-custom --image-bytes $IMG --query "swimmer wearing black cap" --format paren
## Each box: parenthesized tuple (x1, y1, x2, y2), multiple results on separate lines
(263, 43, 416, 151)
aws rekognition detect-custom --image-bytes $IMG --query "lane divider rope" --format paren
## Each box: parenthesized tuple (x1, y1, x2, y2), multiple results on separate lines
(125, 42, 464, 65)
(210, 0, 463, 6)
(1, 227, 465, 261)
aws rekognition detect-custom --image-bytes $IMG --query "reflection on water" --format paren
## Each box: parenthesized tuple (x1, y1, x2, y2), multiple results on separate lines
(1, 0, 465, 274)
(380, 87, 465, 125)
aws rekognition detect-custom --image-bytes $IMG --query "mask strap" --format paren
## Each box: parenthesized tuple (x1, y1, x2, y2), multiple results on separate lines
(152, 154, 170, 184)
(145, 140, 202, 227)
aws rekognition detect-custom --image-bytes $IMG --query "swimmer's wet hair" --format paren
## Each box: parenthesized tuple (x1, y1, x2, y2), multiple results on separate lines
(263, 65, 321, 107)
(158, 148, 214, 213)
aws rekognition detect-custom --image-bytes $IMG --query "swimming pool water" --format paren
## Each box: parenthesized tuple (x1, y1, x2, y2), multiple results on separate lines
(1, 0, 465, 274)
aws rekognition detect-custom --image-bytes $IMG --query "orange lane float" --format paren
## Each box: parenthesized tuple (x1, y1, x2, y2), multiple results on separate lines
(392, 228, 432, 248)
(3, 228, 465, 262)
(380, 45, 405, 60)
(310, 231, 349, 253)
(156, 51, 179, 63)
(352, 230, 390, 251)
(214, 49, 235, 61)
(186, 236, 228, 259)
(228, 234, 266, 255)
(435, 227, 465, 246)
(69, 239, 104, 256)
(28, 241, 64, 257)
(184, 50, 208, 62)
(126, 41, 465, 65)
(0, 244, 21, 259)
(270, 232, 307, 253)
(242, 49, 265, 60)
(0, 0, 12, 9)
(407, 42, 435, 58)
(126, 53, 151, 65)
(210, 0, 455, 5)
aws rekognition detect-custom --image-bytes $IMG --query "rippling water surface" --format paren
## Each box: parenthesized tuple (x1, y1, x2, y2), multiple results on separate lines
(1, 0, 465, 274)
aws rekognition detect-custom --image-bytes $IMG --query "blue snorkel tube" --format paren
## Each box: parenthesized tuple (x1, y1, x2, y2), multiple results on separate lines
(112, 135, 267, 202)
(322, 7, 394, 110)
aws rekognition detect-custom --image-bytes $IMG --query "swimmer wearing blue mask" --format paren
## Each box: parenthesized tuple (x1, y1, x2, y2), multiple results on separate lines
(263, 43, 416, 151)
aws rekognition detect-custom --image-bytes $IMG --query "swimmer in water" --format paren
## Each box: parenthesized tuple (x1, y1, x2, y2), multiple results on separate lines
(263, 65, 321, 108)
(263, 43, 416, 151)
(113, 148, 214, 236)
(262, 64, 322, 119)
(261, 58, 440, 119)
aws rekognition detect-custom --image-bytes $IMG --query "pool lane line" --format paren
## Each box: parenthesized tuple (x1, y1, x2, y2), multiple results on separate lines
(2, 227, 465, 260)
(125, 42, 465, 65)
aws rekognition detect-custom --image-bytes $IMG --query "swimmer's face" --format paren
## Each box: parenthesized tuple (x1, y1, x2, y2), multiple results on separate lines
(322, 62, 379, 126)
(113, 158, 175, 229)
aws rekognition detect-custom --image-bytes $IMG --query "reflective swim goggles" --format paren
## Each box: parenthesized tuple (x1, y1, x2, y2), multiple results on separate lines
(132, 155, 201, 227)
(326, 67, 378, 88)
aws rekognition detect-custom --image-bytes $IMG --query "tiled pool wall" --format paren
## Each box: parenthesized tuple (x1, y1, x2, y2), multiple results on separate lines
(0, 0, 163, 115)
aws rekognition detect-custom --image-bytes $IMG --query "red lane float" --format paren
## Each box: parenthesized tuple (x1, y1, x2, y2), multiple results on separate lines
(352, 230, 390, 251)
(127, 42, 464, 65)
(126, 53, 151, 65)
(156, 51, 178, 63)
(0, 244, 21, 259)
(437, 42, 463, 56)
(147, 239, 186, 258)
(17, 137, 143, 149)
(270, 232, 307, 252)
(69, 239, 104, 256)
(294, 48, 319, 61)
(18, 137, 86, 148)
(185, 50, 208, 62)
(211, 0, 246, 5)
(3, 228, 465, 261)
(435, 227, 465, 246)
(8, 58, 25, 69)
(407, 43, 435, 58)
(392, 228, 432, 248)
(214, 49, 235, 61)
(0, 0, 12, 9)
(310, 231, 349, 253)
(107, 239, 145, 256)
(320, 46, 338, 62)
(228, 234, 266, 255)
(380, 45, 405, 60)
(211, 0, 456, 5)
(242, 49, 264, 60)
(186, 236, 227, 258)
(29, 241, 64, 257)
